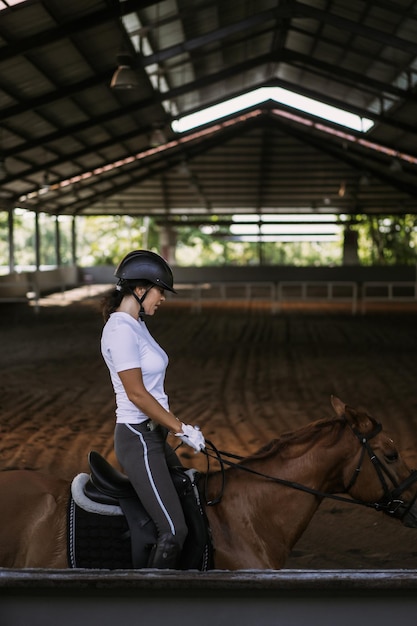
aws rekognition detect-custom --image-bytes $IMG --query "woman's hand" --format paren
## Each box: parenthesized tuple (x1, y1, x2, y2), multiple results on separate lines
(175, 423, 206, 453)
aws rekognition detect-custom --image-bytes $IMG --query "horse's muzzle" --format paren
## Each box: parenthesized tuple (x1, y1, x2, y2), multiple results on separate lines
(382, 470, 417, 528)
(401, 505, 417, 528)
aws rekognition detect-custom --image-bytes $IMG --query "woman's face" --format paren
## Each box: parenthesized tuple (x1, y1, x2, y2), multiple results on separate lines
(137, 285, 166, 316)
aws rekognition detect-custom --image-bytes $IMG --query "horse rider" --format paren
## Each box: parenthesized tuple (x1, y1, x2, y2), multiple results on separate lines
(101, 249, 205, 568)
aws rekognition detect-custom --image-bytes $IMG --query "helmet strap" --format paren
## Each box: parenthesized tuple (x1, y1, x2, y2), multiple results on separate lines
(130, 286, 152, 320)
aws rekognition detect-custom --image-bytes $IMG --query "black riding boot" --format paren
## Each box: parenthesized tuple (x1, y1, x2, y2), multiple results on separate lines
(146, 533, 181, 569)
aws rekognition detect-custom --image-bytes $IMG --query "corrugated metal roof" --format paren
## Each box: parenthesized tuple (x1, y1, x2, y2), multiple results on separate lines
(0, 0, 416, 223)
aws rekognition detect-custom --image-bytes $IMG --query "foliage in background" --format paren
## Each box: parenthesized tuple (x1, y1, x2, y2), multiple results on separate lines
(37, 214, 73, 266)
(76, 215, 159, 265)
(354, 215, 417, 265)
(0, 211, 9, 266)
(175, 225, 343, 266)
(1, 211, 417, 270)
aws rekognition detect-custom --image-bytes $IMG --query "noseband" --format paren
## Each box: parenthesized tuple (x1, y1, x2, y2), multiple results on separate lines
(345, 420, 417, 520)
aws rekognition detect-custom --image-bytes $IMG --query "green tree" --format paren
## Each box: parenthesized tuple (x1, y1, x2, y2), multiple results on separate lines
(356, 215, 417, 265)
(2, 210, 417, 270)
(76, 215, 159, 266)
(175, 219, 343, 266)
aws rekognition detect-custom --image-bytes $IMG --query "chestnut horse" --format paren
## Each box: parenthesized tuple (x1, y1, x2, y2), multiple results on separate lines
(1, 396, 417, 569)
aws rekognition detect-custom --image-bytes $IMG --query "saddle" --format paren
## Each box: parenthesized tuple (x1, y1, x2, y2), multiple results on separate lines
(68, 451, 213, 570)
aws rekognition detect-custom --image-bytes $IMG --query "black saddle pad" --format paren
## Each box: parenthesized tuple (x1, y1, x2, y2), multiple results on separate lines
(67, 467, 213, 570)
(67, 498, 134, 568)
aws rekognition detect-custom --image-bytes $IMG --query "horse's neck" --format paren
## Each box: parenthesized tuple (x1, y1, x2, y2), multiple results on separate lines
(240, 421, 350, 494)
(204, 464, 323, 569)
(204, 421, 351, 569)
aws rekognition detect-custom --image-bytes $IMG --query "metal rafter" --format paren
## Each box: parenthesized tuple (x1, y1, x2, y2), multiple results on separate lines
(1, 0, 417, 219)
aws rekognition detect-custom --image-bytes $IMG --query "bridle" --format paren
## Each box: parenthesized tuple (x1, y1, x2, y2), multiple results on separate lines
(345, 420, 417, 518)
(201, 418, 417, 520)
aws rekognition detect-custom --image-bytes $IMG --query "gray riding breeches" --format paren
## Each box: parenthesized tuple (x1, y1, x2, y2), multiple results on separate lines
(114, 421, 188, 548)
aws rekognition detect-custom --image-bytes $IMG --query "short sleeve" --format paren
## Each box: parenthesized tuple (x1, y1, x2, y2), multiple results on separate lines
(106, 319, 142, 373)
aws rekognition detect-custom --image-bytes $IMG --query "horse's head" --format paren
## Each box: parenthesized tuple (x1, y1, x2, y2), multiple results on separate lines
(331, 396, 417, 528)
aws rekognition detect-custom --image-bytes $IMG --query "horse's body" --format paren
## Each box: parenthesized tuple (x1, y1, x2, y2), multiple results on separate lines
(2, 397, 417, 569)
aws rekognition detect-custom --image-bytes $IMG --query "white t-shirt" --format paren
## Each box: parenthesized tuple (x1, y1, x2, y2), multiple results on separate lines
(101, 312, 169, 424)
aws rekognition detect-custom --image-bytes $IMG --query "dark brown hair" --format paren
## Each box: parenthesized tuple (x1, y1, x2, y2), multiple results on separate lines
(101, 279, 153, 321)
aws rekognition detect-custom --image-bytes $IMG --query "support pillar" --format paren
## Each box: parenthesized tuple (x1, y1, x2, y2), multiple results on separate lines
(55, 215, 61, 267)
(34, 211, 41, 270)
(159, 225, 177, 265)
(71, 216, 77, 265)
(7, 207, 14, 273)
(343, 225, 359, 265)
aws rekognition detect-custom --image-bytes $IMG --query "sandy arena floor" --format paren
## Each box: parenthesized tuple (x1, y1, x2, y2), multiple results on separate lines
(1, 288, 417, 569)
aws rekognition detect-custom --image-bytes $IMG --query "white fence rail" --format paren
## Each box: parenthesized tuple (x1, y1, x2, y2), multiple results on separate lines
(0, 266, 79, 311)
(172, 281, 276, 313)
(0, 274, 38, 306)
(169, 281, 359, 314)
(2, 272, 417, 315)
(170, 280, 417, 314)
(276, 281, 358, 314)
(361, 281, 417, 313)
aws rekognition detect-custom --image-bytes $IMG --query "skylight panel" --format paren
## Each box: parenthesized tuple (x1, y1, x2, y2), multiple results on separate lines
(229, 213, 343, 242)
(0, 0, 27, 10)
(172, 87, 374, 134)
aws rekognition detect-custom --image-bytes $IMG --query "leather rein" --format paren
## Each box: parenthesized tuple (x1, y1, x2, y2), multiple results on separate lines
(201, 419, 417, 520)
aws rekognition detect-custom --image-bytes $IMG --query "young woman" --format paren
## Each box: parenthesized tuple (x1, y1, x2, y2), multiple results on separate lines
(101, 249, 205, 569)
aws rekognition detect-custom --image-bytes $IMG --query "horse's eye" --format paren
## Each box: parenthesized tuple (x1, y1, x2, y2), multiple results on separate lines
(384, 452, 399, 463)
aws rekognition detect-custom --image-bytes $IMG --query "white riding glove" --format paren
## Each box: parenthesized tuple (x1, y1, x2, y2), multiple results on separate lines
(175, 423, 205, 453)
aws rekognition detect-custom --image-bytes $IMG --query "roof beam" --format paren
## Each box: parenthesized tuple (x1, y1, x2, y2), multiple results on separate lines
(1, 53, 275, 163)
(3, 47, 417, 172)
(281, 49, 417, 104)
(3, 127, 150, 184)
(141, 7, 289, 66)
(265, 77, 417, 141)
(293, 1, 417, 56)
(0, 0, 158, 62)
(153, 219, 350, 227)
(1, 21, 285, 126)
(266, 116, 417, 198)
(0, 72, 110, 124)
(35, 116, 263, 215)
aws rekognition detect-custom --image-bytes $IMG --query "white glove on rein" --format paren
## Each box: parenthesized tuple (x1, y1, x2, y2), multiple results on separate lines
(175, 423, 206, 453)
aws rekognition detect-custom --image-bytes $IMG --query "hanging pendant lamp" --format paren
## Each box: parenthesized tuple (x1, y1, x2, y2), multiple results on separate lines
(110, 53, 139, 90)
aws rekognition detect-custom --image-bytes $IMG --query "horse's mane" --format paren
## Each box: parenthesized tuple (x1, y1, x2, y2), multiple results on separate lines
(239, 416, 348, 464)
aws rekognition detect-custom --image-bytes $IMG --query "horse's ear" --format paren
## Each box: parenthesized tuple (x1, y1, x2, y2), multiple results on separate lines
(343, 405, 361, 428)
(331, 395, 346, 417)
(342, 404, 374, 432)
(331, 396, 374, 431)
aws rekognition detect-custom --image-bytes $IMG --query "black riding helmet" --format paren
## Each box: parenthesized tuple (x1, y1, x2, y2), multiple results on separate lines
(115, 249, 177, 293)
(114, 250, 176, 318)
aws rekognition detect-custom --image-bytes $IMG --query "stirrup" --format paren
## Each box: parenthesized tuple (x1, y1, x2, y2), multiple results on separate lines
(146, 533, 181, 569)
